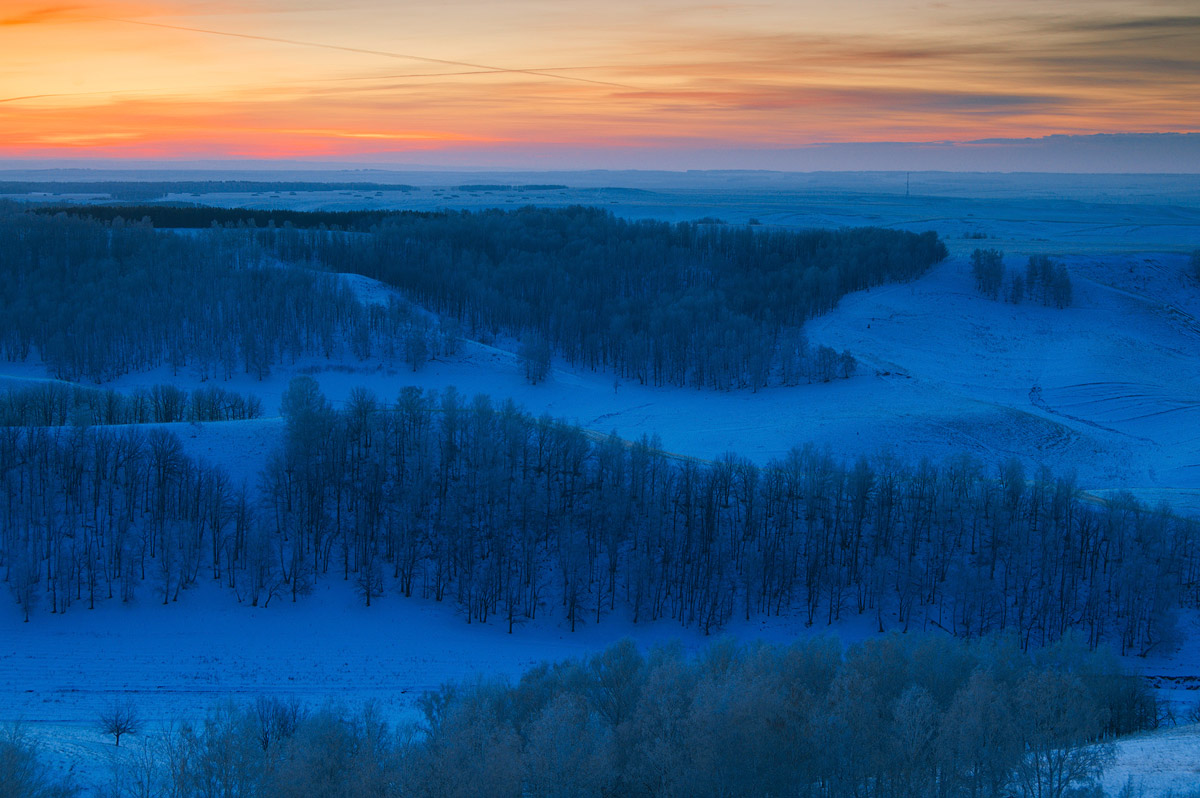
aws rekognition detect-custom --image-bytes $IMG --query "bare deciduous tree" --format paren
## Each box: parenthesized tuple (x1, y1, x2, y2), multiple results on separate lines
(99, 699, 140, 747)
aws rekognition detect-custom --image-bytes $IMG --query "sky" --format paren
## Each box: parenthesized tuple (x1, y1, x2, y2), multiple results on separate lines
(1, 0, 1198, 170)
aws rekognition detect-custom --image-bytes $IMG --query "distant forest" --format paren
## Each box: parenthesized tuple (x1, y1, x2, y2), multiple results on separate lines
(3, 381, 1195, 656)
(5, 180, 415, 201)
(3, 179, 566, 203)
(7, 204, 946, 390)
(32, 202, 410, 231)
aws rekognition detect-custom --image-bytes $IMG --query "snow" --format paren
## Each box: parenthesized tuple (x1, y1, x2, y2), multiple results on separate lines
(1102, 724, 1200, 797)
(3, 176, 1200, 793)
(0, 576, 879, 793)
(14, 247, 1188, 514)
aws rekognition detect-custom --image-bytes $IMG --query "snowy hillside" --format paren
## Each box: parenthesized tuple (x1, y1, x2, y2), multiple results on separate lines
(7, 246, 1189, 513)
(2, 178, 1199, 796)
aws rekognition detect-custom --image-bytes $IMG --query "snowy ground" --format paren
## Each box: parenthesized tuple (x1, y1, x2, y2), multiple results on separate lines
(1102, 724, 1200, 798)
(8, 247, 1191, 513)
(2, 577, 877, 792)
(3, 174, 1200, 794)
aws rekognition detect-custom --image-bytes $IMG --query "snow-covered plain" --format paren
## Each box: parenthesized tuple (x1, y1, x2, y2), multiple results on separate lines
(3, 173, 1200, 794)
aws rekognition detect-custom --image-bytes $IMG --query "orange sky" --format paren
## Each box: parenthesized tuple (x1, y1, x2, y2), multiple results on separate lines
(1, 0, 1198, 164)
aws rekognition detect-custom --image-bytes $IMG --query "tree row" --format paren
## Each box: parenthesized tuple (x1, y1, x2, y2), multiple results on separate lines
(4, 382, 1197, 658)
(0, 380, 263, 427)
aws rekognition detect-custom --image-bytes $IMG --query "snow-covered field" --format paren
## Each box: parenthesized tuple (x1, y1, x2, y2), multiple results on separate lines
(3, 174, 1200, 794)
(1102, 724, 1200, 798)
(2, 576, 878, 791)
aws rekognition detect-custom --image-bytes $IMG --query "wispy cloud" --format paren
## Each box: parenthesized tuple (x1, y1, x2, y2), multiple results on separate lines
(0, 5, 80, 25)
(1058, 14, 1200, 33)
(1, 0, 1196, 161)
(106, 17, 637, 90)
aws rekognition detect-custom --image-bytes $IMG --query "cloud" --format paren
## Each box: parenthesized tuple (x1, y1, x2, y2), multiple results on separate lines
(1062, 14, 1200, 33)
(0, 5, 80, 25)
(2, 1, 1196, 159)
(623, 84, 1070, 116)
(0, 1, 158, 26)
(106, 17, 636, 90)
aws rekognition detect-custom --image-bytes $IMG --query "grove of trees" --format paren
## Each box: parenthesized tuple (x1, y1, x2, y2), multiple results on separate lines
(4, 381, 1197, 657)
(970, 249, 1073, 308)
(395, 635, 1144, 798)
(306, 207, 945, 389)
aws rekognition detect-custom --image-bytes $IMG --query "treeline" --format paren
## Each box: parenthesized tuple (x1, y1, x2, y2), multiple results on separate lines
(5, 381, 1196, 656)
(0, 209, 451, 382)
(0, 380, 263, 426)
(300, 207, 947, 389)
(971, 248, 1073, 307)
(7, 636, 1152, 797)
(457, 184, 568, 191)
(32, 203, 414, 232)
(7, 180, 414, 201)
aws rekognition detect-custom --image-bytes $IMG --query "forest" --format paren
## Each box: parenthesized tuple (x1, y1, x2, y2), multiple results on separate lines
(300, 206, 946, 389)
(0, 208, 452, 382)
(0, 198, 1192, 797)
(0, 204, 1186, 650)
(2, 634, 1153, 797)
(3, 204, 942, 390)
(3, 381, 1195, 656)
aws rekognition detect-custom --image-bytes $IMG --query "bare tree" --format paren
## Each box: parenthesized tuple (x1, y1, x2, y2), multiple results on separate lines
(99, 699, 140, 747)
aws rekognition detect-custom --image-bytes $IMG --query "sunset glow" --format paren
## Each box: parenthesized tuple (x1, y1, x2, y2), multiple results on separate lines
(2, 0, 1198, 165)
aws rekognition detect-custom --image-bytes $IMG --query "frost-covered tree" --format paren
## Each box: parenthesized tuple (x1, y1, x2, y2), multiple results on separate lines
(0, 725, 79, 797)
(1012, 670, 1114, 798)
